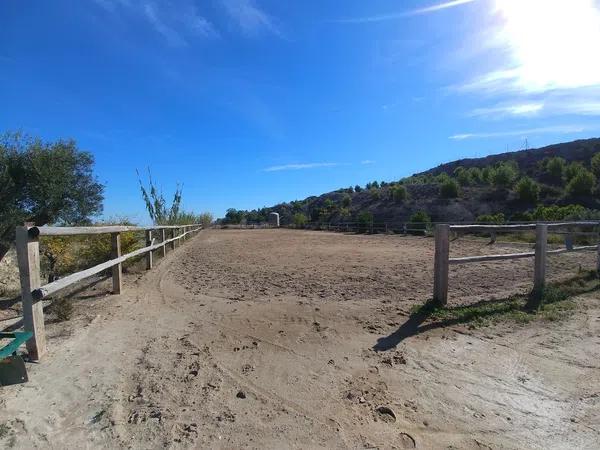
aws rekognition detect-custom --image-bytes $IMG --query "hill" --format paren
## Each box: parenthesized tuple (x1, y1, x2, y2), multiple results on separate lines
(222, 138, 600, 226)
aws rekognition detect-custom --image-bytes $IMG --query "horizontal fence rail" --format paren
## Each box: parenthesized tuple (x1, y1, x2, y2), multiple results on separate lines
(15, 223, 203, 360)
(433, 222, 600, 305)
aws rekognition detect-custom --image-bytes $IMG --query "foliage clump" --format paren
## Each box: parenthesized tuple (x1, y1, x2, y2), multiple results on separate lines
(515, 177, 540, 203)
(440, 179, 460, 198)
(0, 132, 104, 262)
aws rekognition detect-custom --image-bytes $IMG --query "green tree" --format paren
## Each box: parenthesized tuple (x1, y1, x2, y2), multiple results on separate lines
(341, 194, 352, 208)
(357, 211, 373, 233)
(440, 179, 460, 198)
(354, 185, 363, 193)
(591, 153, 600, 178)
(545, 157, 566, 184)
(454, 167, 472, 186)
(0, 132, 104, 262)
(491, 162, 519, 189)
(390, 184, 407, 202)
(224, 208, 245, 224)
(408, 211, 430, 235)
(565, 162, 585, 182)
(566, 169, 596, 197)
(293, 212, 308, 228)
(515, 177, 540, 204)
(468, 167, 483, 185)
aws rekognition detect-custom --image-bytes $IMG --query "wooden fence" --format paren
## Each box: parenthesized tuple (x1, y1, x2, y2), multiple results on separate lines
(15, 223, 203, 360)
(433, 222, 600, 305)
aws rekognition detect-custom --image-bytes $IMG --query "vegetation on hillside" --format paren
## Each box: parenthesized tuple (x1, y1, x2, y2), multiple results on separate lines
(221, 138, 600, 229)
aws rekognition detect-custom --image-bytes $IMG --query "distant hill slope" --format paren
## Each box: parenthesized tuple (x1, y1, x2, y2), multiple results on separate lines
(223, 138, 600, 226)
(423, 138, 600, 178)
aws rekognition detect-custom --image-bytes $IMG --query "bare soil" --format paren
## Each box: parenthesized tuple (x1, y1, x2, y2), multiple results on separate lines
(1, 229, 599, 449)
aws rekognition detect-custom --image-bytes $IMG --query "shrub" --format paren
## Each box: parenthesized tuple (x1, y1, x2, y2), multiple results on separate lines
(357, 211, 373, 233)
(390, 185, 408, 202)
(369, 188, 381, 200)
(530, 204, 587, 221)
(545, 157, 566, 184)
(342, 194, 351, 208)
(51, 297, 73, 322)
(40, 218, 142, 281)
(354, 185, 362, 193)
(591, 152, 600, 178)
(566, 169, 596, 197)
(515, 177, 540, 203)
(481, 167, 493, 185)
(491, 162, 519, 189)
(468, 167, 483, 185)
(440, 179, 460, 198)
(293, 212, 308, 228)
(198, 212, 214, 228)
(565, 162, 585, 182)
(476, 213, 505, 224)
(408, 211, 430, 235)
(454, 167, 472, 186)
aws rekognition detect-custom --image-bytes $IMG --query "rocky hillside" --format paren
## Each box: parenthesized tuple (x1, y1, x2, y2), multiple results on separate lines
(223, 138, 600, 226)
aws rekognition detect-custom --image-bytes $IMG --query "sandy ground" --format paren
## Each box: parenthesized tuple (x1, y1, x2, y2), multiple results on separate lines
(1, 229, 599, 449)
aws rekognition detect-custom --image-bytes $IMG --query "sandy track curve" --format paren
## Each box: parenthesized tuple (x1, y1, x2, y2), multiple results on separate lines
(1, 229, 599, 449)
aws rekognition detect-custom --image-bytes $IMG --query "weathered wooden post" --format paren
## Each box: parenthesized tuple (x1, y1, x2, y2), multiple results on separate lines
(111, 232, 122, 294)
(533, 223, 548, 298)
(161, 228, 167, 257)
(15, 224, 46, 360)
(433, 224, 450, 305)
(145, 230, 153, 270)
(170, 228, 176, 250)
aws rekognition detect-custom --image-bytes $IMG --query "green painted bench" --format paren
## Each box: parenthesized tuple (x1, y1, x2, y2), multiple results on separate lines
(0, 331, 33, 386)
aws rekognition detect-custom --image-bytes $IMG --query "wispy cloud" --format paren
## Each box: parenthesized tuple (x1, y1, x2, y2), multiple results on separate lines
(264, 163, 340, 172)
(95, 0, 217, 46)
(222, 0, 281, 37)
(334, 0, 477, 24)
(361, 160, 375, 165)
(449, 125, 587, 140)
(469, 102, 544, 118)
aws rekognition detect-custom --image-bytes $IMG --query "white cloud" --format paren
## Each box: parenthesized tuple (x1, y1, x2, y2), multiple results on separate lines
(361, 160, 375, 165)
(469, 102, 544, 118)
(222, 0, 281, 37)
(334, 0, 477, 23)
(264, 163, 340, 172)
(449, 125, 586, 140)
(95, 0, 217, 46)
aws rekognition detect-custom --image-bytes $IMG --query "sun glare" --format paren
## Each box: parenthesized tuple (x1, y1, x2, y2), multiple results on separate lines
(494, 0, 600, 91)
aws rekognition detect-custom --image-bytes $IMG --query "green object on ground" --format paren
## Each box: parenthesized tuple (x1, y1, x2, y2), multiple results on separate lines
(0, 331, 32, 386)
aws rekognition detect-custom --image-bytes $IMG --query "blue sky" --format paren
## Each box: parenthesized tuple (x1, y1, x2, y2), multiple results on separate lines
(2, 0, 600, 221)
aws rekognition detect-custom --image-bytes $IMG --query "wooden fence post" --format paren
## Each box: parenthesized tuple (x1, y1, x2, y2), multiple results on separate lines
(533, 223, 548, 298)
(170, 229, 176, 250)
(161, 228, 167, 257)
(15, 224, 46, 360)
(145, 230, 153, 270)
(111, 232, 122, 294)
(433, 224, 450, 305)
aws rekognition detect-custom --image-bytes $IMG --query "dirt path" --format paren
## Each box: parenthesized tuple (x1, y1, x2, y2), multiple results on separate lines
(1, 229, 599, 449)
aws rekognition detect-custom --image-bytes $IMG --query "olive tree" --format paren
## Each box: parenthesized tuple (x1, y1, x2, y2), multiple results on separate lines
(0, 132, 104, 262)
